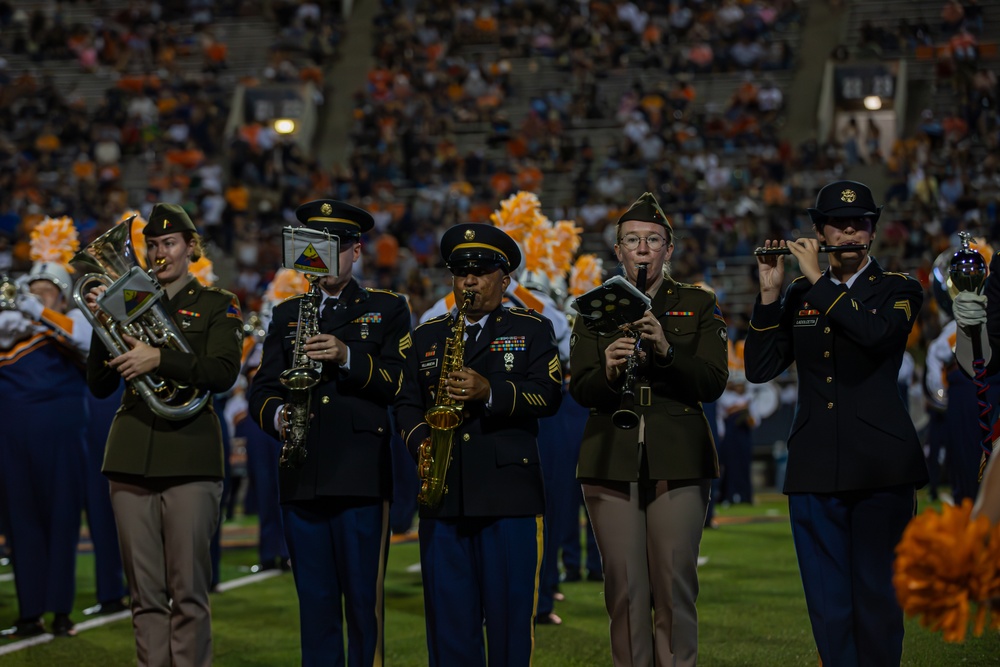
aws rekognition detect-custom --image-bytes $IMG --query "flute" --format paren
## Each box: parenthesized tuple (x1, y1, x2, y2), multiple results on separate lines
(753, 243, 868, 256)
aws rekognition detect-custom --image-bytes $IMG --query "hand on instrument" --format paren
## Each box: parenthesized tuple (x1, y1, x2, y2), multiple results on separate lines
(446, 366, 489, 402)
(953, 291, 988, 328)
(84, 285, 107, 315)
(785, 238, 822, 284)
(605, 335, 637, 383)
(755, 240, 786, 305)
(629, 309, 670, 358)
(110, 334, 162, 381)
(304, 333, 346, 365)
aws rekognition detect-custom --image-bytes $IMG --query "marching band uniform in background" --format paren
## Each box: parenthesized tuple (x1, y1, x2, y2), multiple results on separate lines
(86, 205, 243, 667)
(82, 380, 129, 617)
(745, 181, 927, 666)
(396, 223, 562, 667)
(569, 193, 727, 667)
(0, 216, 91, 639)
(249, 200, 411, 667)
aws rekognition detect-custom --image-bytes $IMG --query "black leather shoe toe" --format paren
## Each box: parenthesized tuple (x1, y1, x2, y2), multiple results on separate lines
(51, 614, 75, 638)
(0, 619, 45, 640)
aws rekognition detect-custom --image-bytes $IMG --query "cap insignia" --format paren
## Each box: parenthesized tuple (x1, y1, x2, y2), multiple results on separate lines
(841, 189, 856, 203)
(321, 203, 333, 215)
(162, 219, 171, 229)
(464, 229, 475, 241)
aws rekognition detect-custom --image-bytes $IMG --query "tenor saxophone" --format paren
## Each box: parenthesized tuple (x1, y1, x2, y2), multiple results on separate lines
(417, 290, 476, 507)
(278, 277, 323, 468)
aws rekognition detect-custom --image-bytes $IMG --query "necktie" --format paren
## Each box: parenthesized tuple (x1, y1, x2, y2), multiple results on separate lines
(465, 322, 481, 343)
(321, 298, 338, 324)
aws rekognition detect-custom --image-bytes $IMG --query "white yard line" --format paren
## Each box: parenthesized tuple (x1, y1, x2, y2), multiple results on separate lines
(0, 569, 282, 656)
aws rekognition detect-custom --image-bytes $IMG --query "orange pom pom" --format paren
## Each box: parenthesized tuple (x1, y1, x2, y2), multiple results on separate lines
(29, 216, 79, 266)
(264, 269, 310, 304)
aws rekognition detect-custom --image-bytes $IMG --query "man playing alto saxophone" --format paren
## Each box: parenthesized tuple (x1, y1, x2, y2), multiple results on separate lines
(395, 223, 563, 667)
(248, 200, 411, 667)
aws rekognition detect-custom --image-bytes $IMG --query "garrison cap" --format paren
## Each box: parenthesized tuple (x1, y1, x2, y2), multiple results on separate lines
(144, 203, 197, 237)
(295, 199, 373, 240)
(441, 223, 521, 275)
(807, 180, 882, 225)
(617, 192, 673, 235)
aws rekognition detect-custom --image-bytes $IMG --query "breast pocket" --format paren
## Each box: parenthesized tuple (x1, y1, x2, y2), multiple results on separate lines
(663, 316, 699, 349)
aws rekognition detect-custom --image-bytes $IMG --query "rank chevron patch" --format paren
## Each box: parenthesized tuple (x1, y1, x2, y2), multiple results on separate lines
(399, 332, 412, 358)
(548, 354, 562, 383)
(894, 300, 912, 321)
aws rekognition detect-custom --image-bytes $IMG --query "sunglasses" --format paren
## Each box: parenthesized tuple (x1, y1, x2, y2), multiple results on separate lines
(449, 265, 502, 277)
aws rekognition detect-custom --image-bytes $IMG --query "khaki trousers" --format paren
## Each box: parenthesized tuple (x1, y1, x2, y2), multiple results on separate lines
(110, 479, 222, 667)
(583, 478, 709, 667)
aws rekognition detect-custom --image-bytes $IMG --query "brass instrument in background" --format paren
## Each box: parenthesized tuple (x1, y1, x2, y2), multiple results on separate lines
(72, 220, 210, 421)
(612, 264, 648, 430)
(417, 290, 475, 507)
(0, 274, 19, 311)
(278, 277, 323, 469)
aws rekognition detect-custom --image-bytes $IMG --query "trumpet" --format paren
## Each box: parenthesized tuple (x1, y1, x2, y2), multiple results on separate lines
(753, 243, 868, 256)
(612, 264, 647, 430)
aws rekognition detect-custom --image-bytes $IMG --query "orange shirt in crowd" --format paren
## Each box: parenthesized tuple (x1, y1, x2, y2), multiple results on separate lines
(225, 184, 250, 212)
(374, 233, 400, 269)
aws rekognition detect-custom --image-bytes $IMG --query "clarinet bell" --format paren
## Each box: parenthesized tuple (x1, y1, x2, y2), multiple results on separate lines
(612, 407, 640, 430)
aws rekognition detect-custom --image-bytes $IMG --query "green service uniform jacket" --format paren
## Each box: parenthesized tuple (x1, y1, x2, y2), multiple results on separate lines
(569, 277, 728, 482)
(87, 277, 243, 479)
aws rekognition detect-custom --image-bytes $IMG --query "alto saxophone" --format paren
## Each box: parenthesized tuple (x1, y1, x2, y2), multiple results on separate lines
(278, 278, 323, 468)
(417, 290, 476, 507)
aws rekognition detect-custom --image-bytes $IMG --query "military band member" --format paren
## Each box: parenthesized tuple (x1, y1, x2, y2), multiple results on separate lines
(569, 193, 727, 667)
(0, 235, 91, 639)
(86, 204, 243, 666)
(395, 223, 562, 667)
(248, 200, 411, 667)
(745, 181, 927, 666)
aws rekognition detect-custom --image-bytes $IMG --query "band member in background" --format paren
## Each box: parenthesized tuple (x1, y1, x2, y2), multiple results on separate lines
(395, 223, 562, 667)
(745, 180, 927, 666)
(0, 216, 91, 639)
(86, 204, 243, 666)
(248, 200, 411, 667)
(569, 193, 727, 667)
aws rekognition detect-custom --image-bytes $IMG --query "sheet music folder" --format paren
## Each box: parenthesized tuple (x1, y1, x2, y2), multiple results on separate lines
(571, 275, 651, 336)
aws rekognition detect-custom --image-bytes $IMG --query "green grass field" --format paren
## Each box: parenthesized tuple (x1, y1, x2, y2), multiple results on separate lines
(1, 493, 998, 665)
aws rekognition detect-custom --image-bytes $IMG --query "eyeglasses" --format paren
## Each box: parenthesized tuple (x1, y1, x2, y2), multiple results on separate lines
(618, 234, 667, 250)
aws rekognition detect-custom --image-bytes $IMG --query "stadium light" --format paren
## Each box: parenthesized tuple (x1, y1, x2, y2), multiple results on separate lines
(863, 96, 882, 111)
(273, 118, 296, 134)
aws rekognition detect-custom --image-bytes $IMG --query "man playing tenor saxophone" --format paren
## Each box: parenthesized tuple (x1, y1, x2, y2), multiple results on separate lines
(395, 223, 562, 667)
(248, 200, 411, 667)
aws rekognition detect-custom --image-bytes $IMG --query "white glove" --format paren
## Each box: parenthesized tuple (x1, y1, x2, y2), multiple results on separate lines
(0, 310, 32, 348)
(16, 292, 43, 321)
(953, 291, 988, 328)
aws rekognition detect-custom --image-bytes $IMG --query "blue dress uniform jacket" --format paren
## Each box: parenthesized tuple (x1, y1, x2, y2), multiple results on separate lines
(396, 305, 563, 518)
(248, 279, 411, 502)
(744, 258, 928, 493)
(88, 277, 243, 478)
(570, 277, 727, 481)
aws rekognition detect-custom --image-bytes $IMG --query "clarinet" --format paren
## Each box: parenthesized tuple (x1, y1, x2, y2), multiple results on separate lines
(612, 264, 648, 430)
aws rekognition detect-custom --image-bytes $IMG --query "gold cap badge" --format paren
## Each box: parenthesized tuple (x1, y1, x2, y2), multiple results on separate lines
(464, 229, 475, 240)
(841, 189, 856, 203)
(320, 202, 333, 215)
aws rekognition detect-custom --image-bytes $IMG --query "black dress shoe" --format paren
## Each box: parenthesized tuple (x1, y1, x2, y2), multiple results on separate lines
(83, 599, 128, 616)
(51, 614, 75, 638)
(280, 558, 292, 572)
(536, 612, 563, 625)
(586, 571, 604, 582)
(0, 618, 45, 639)
(250, 559, 278, 573)
(560, 570, 582, 583)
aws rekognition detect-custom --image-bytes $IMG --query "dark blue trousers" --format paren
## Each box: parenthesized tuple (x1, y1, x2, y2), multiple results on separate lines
(789, 485, 915, 667)
(420, 515, 542, 667)
(559, 394, 602, 577)
(283, 499, 389, 667)
(0, 395, 85, 619)
(536, 407, 568, 615)
(240, 417, 287, 563)
(84, 385, 127, 605)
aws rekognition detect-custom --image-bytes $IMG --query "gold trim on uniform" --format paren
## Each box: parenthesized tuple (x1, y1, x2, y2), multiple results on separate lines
(399, 332, 412, 358)
(547, 355, 561, 384)
(894, 300, 912, 321)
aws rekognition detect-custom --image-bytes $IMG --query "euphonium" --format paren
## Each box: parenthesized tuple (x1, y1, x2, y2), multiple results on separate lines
(417, 290, 475, 507)
(72, 219, 210, 421)
(612, 264, 648, 430)
(278, 278, 323, 468)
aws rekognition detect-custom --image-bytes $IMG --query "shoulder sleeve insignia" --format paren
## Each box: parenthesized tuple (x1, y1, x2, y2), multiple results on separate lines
(226, 296, 242, 320)
(399, 332, 412, 358)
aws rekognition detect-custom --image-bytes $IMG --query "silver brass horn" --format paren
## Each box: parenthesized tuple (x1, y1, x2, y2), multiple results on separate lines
(72, 218, 210, 420)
